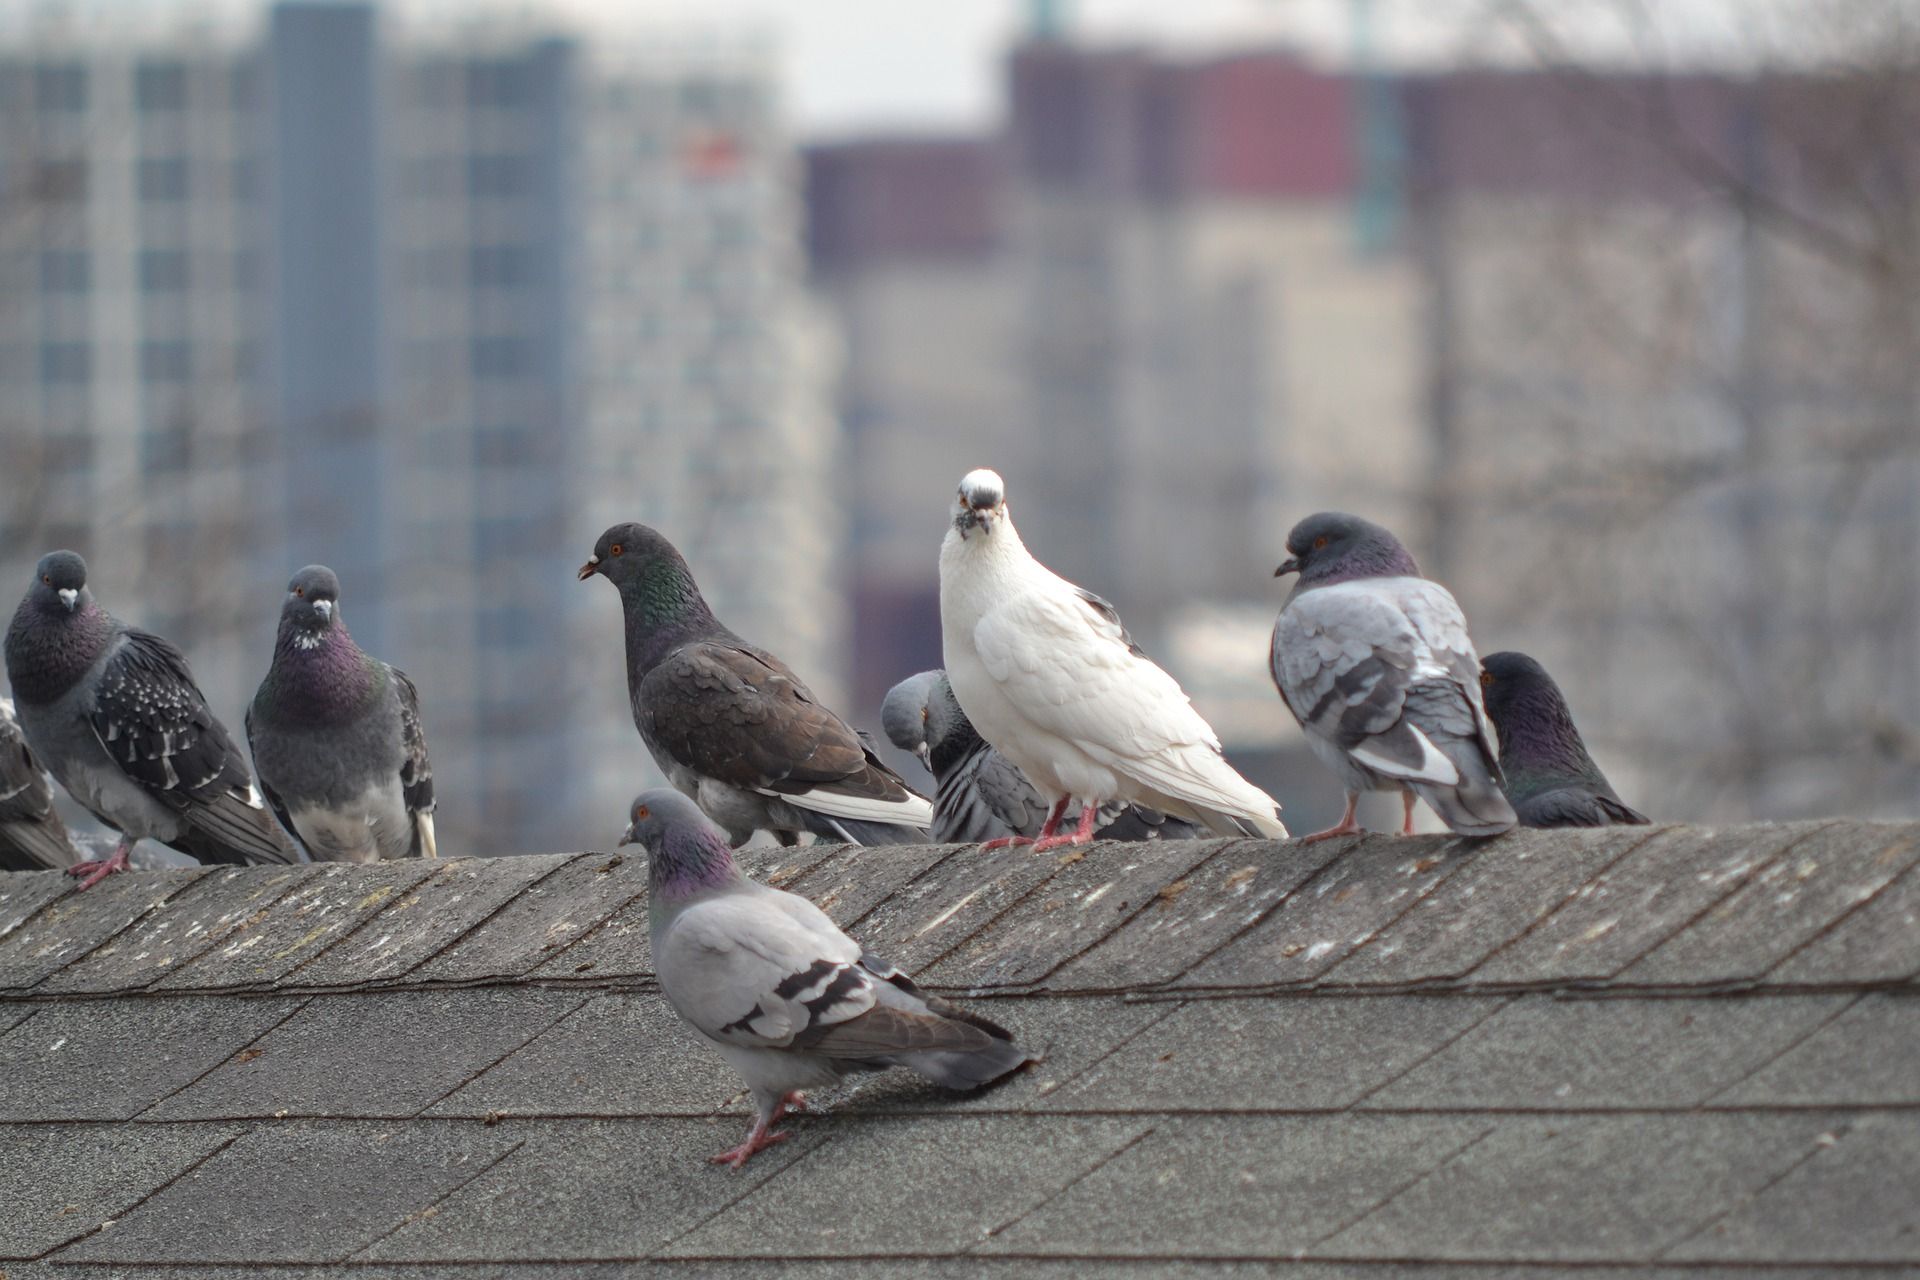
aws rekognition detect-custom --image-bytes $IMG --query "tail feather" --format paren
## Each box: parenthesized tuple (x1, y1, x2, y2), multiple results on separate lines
(0, 819, 82, 871)
(893, 1037, 1037, 1092)
(1084, 741, 1286, 839)
(1414, 740, 1517, 837)
(810, 813, 932, 846)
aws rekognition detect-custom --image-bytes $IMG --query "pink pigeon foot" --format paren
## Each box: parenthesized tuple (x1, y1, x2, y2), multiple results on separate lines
(1032, 802, 1099, 853)
(774, 1090, 807, 1118)
(979, 835, 1034, 851)
(1299, 794, 1365, 845)
(710, 1122, 789, 1170)
(1400, 791, 1419, 836)
(67, 841, 133, 891)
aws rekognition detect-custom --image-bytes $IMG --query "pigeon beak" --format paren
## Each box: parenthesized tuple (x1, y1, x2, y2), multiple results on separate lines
(1274, 557, 1300, 578)
(57, 588, 77, 611)
(313, 600, 333, 621)
(618, 825, 635, 847)
(577, 556, 601, 581)
(915, 743, 932, 773)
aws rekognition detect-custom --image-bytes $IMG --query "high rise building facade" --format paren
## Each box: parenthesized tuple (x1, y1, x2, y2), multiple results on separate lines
(0, 3, 838, 855)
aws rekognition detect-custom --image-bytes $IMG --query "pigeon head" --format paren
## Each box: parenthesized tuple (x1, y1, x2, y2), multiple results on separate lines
(951, 468, 1008, 540)
(619, 788, 738, 897)
(280, 565, 342, 642)
(1274, 512, 1419, 588)
(579, 521, 709, 612)
(27, 550, 90, 616)
(880, 671, 941, 770)
(1479, 650, 1586, 764)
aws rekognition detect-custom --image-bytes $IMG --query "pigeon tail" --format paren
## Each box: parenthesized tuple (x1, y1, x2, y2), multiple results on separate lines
(1514, 786, 1649, 829)
(1411, 741, 1517, 838)
(893, 1036, 1037, 1092)
(0, 820, 81, 871)
(810, 813, 932, 846)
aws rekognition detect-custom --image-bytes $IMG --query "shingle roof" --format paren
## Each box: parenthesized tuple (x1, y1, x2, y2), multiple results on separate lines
(2, 820, 1916, 1276)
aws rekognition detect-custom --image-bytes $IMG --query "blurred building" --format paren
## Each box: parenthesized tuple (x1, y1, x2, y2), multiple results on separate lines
(0, 3, 836, 855)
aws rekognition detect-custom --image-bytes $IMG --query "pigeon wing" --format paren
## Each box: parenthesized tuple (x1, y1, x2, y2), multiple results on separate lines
(0, 704, 79, 870)
(90, 630, 297, 865)
(934, 739, 1048, 843)
(640, 641, 929, 825)
(1273, 583, 1461, 784)
(658, 891, 989, 1059)
(392, 666, 438, 857)
(1517, 785, 1651, 829)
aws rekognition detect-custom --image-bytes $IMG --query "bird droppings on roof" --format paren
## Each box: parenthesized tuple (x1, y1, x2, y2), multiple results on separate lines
(1, 820, 1917, 1275)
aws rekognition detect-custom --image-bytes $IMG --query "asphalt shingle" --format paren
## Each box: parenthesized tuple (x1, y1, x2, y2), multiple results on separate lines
(1617, 823, 1920, 986)
(781, 842, 957, 933)
(661, 1115, 1153, 1258)
(1039, 994, 1503, 1113)
(362, 1118, 823, 1262)
(1367, 994, 1852, 1111)
(1320, 825, 1664, 985)
(845, 842, 1066, 975)
(1713, 994, 1920, 1106)
(143, 988, 587, 1120)
(1470, 824, 1827, 986)
(1766, 856, 1920, 987)
(34, 861, 314, 995)
(0, 866, 204, 990)
(0, 993, 301, 1121)
(427, 993, 741, 1119)
(152, 860, 439, 991)
(1044, 838, 1348, 991)
(52, 1120, 525, 1265)
(916, 837, 1227, 989)
(406, 852, 645, 985)
(1176, 834, 1474, 988)
(292, 855, 570, 987)
(979, 1113, 1493, 1258)
(0, 1122, 239, 1259)
(1319, 1112, 1846, 1263)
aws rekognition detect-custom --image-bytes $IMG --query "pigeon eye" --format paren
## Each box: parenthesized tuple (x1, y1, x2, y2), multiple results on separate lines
(40, 574, 50, 585)
(610, 543, 624, 557)
(635, 805, 649, 819)
(1481, 671, 1495, 688)
(293, 586, 304, 597)
(1312, 535, 1329, 550)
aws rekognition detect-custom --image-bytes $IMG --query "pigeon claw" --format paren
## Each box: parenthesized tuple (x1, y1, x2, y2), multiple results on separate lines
(66, 846, 132, 891)
(709, 1127, 790, 1170)
(979, 836, 1035, 851)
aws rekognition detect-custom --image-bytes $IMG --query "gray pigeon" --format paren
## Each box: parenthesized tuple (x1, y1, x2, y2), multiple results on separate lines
(1271, 513, 1516, 842)
(246, 566, 437, 862)
(621, 788, 1034, 1168)
(580, 523, 933, 847)
(4, 551, 301, 889)
(881, 669, 1204, 845)
(0, 695, 82, 871)
(1479, 651, 1649, 828)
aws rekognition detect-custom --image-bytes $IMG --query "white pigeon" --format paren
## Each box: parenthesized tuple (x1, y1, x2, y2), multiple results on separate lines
(938, 468, 1287, 849)
(626, 789, 1035, 1169)
(1270, 511, 1516, 841)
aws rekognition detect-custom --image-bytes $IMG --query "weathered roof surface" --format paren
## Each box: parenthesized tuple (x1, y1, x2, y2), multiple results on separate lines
(2, 819, 1916, 1276)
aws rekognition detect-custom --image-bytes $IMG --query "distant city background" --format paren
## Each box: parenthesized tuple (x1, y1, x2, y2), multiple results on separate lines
(2, 0, 1915, 854)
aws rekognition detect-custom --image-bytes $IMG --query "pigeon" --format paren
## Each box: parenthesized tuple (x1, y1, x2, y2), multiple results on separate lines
(0, 695, 83, 871)
(4, 550, 302, 889)
(1270, 512, 1516, 842)
(246, 566, 438, 862)
(622, 787, 1035, 1168)
(938, 469, 1286, 850)
(1479, 651, 1650, 828)
(580, 523, 933, 847)
(881, 669, 1204, 845)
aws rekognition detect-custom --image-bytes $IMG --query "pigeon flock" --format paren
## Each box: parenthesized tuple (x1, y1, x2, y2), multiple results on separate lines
(1, 465, 1647, 1164)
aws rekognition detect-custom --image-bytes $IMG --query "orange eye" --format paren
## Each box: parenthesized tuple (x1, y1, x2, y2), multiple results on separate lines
(610, 543, 624, 557)
(1481, 671, 1495, 688)
(635, 805, 649, 819)
(1312, 535, 1329, 550)
(293, 586, 304, 597)
(40, 574, 50, 585)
